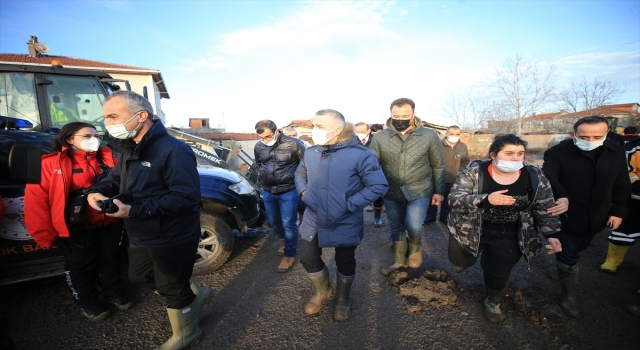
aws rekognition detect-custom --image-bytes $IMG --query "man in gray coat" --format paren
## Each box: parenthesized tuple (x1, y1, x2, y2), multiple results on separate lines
(370, 98, 446, 276)
(295, 109, 388, 321)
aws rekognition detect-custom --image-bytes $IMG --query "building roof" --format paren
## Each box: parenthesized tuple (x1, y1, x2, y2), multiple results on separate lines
(0, 53, 169, 99)
(523, 112, 560, 121)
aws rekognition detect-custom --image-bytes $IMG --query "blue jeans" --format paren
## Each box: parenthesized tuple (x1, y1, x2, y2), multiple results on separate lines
(385, 197, 431, 241)
(262, 189, 299, 257)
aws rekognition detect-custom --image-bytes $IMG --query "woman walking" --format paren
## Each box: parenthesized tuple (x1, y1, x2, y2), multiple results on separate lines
(447, 134, 562, 322)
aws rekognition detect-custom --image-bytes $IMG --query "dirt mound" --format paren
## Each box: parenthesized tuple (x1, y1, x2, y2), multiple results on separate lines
(388, 269, 459, 313)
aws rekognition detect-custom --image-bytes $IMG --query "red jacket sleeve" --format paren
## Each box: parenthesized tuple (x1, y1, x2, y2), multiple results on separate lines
(24, 158, 58, 248)
(0, 195, 5, 220)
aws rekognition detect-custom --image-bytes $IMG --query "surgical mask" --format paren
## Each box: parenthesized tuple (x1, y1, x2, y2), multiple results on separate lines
(312, 127, 336, 146)
(391, 118, 411, 131)
(79, 137, 100, 152)
(574, 137, 604, 151)
(447, 136, 460, 143)
(356, 133, 368, 141)
(55, 102, 65, 109)
(494, 158, 523, 173)
(105, 112, 142, 140)
(262, 134, 278, 146)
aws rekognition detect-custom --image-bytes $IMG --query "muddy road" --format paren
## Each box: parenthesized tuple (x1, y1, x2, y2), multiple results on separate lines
(1, 211, 639, 350)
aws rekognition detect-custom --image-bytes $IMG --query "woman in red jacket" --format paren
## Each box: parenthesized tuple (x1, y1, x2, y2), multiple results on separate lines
(25, 122, 132, 321)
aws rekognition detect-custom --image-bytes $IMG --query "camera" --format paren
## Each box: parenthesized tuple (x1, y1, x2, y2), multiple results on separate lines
(99, 195, 121, 214)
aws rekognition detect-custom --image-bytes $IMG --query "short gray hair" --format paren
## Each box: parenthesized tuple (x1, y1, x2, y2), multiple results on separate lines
(282, 127, 298, 136)
(315, 109, 345, 128)
(106, 91, 154, 118)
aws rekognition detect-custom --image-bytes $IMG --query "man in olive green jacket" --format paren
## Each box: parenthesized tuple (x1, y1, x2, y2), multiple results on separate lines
(370, 98, 446, 276)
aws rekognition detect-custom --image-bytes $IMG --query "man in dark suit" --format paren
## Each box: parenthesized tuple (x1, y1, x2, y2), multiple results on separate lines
(543, 115, 631, 318)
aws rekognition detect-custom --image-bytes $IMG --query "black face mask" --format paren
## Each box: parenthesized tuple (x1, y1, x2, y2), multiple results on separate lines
(391, 118, 411, 131)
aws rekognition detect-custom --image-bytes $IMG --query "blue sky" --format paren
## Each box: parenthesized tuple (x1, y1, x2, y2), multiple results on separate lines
(1, 0, 638, 132)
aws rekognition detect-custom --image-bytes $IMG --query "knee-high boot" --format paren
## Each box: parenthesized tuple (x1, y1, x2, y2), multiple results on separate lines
(304, 266, 333, 315)
(557, 261, 580, 318)
(333, 272, 355, 321)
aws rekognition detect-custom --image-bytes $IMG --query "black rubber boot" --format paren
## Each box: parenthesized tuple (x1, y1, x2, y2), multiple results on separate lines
(373, 207, 384, 227)
(333, 272, 354, 321)
(483, 287, 506, 323)
(557, 262, 580, 318)
(381, 241, 408, 276)
(305, 267, 333, 315)
(407, 238, 423, 268)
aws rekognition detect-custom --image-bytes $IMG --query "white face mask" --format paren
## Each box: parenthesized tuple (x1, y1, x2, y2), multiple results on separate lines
(494, 158, 523, 173)
(79, 137, 100, 152)
(312, 127, 337, 146)
(356, 133, 368, 141)
(573, 137, 604, 151)
(262, 133, 278, 146)
(105, 112, 142, 140)
(447, 136, 460, 144)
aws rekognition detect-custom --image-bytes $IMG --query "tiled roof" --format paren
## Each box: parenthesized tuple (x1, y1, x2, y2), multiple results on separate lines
(554, 106, 639, 119)
(285, 120, 313, 127)
(524, 112, 559, 121)
(0, 53, 157, 71)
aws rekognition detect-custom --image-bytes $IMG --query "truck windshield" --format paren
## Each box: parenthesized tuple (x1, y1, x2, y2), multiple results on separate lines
(44, 75, 109, 134)
(0, 73, 40, 128)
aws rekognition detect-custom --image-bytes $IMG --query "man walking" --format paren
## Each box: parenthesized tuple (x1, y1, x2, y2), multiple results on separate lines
(296, 109, 387, 320)
(370, 98, 446, 276)
(87, 91, 210, 349)
(543, 115, 630, 318)
(425, 126, 470, 224)
(254, 120, 305, 272)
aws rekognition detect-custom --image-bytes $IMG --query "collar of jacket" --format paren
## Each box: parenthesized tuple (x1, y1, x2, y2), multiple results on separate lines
(317, 122, 357, 150)
(561, 138, 619, 154)
(385, 116, 424, 135)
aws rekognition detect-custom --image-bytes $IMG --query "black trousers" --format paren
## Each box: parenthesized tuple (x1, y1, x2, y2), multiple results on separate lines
(128, 239, 198, 309)
(448, 227, 522, 291)
(58, 221, 125, 302)
(300, 234, 357, 276)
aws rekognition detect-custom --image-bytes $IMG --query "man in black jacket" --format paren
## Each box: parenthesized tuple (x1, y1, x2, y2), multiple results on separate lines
(543, 115, 630, 318)
(87, 91, 209, 350)
(254, 120, 305, 272)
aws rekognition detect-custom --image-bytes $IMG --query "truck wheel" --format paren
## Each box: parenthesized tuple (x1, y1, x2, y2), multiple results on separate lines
(193, 213, 234, 275)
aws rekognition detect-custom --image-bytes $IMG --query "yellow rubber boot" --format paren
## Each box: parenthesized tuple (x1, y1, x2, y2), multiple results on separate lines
(600, 243, 630, 273)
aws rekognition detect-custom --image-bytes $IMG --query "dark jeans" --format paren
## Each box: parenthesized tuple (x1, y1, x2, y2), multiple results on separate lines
(448, 227, 522, 290)
(426, 183, 454, 223)
(300, 234, 357, 276)
(58, 221, 125, 302)
(128, 239, 198, 309)
(263, 189, 299, 257)
(552, 231, 584, 266)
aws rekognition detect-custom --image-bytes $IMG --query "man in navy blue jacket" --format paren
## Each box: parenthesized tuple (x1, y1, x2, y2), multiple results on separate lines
(88, 91, 208, 349)
(295, 109, 388, 321)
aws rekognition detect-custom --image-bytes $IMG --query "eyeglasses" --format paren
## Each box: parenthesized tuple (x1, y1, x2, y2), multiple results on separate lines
(258, 134, 275, 142)
(73, 134, 103, 140)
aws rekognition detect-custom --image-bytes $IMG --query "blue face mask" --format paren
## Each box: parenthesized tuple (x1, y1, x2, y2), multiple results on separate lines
(55, 102, 65, 109)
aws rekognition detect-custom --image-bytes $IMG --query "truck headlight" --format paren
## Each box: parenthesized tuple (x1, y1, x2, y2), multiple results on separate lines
(228, 177, 254, 195)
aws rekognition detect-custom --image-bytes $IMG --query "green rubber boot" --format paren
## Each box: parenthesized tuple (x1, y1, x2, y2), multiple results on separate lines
(381, 241, 408, 276)
(557, 261, 580, 318)
(333, 272, 355, 321)
(155, 299, 202, 350)
(304, 266, 333, 315)
(407, 238, 423, 268)
(483, 287, 506, 323)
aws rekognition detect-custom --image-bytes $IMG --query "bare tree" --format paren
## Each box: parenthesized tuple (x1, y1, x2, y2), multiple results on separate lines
(486, 55, 556, 136)
(440, 88, 506, 132)
(557, 75, 626, 114)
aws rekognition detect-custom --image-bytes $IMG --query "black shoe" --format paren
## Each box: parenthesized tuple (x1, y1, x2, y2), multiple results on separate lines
(109, 295, 134, 311)
(424, 218, 435, 224)
(79, 302, 110, 321)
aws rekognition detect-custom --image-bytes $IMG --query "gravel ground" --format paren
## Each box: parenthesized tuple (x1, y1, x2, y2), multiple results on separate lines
(1, 210, 639, 350)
